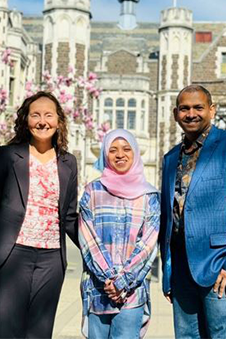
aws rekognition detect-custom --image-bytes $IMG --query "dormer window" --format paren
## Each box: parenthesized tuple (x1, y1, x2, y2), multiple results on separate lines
(195, 32, 212, 43)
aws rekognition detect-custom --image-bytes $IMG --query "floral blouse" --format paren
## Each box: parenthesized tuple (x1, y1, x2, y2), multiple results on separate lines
(16, 154, 60, 249)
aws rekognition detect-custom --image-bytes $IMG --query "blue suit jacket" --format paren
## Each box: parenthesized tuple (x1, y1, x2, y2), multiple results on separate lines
(160, 126, 226, 294)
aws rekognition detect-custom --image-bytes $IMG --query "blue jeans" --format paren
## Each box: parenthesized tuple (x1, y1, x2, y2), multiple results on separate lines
(171, 234, 226, 339)
(88, 305, 144, 339)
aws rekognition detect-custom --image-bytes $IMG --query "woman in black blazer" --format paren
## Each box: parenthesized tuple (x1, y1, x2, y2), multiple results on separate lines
(0, 91, 79, 338)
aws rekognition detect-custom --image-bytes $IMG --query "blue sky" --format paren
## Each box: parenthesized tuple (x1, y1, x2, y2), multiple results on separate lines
(7, 0, 226, 22)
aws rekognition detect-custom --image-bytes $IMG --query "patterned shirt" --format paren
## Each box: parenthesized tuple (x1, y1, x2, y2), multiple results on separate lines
(173, 125, 211, 233)
(16, 154, 60, 249)
(79, 180, 160, 338)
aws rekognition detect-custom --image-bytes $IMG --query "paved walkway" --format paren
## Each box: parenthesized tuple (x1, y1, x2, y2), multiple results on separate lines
(53, 246, 174, 339)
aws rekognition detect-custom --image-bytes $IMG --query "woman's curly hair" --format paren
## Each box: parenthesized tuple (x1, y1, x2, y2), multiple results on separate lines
(8, 91, 68, 154)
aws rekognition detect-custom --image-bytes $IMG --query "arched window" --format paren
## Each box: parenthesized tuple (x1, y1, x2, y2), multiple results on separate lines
(116, 110, 124, 128)
(127, 111, 136, 130)
(128, 98, 136, 107)
(104, 98, 113, 127)
(116, 98, 125, 107)
(104, 110, 113, 128)
(104, 98, 113, 107)
(141, 99, 146, 130)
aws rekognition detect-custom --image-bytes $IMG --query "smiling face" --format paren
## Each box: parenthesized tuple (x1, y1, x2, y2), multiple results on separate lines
(107, 138, 134, 174)
(174, 90, 216, 141)
(28, 97, 59, 145)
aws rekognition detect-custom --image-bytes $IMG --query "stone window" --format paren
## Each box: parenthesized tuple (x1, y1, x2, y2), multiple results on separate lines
(103, 98, 113, 127)
(128, 98, 136, 107)
(104, 98, 113, 107)
(104, 109, 113, 128)
(215, 105, 226, 129)
(102, 96, 140, 131)
(216, 47, 226, 78)
(127, 111, 136, 130)
(9, 61, 16, 106)
(141, 99, 146, 130)
(116, 110, 124, 128)
(75, 130, 80, 146)
(221, 53, 226, 77)
(116, 98, 125, 107)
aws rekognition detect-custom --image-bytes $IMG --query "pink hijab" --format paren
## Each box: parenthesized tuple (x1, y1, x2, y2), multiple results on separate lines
(94, 129, 157, 199)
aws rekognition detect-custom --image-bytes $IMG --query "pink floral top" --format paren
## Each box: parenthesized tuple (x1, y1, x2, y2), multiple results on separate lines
(16, 154, 60, 249)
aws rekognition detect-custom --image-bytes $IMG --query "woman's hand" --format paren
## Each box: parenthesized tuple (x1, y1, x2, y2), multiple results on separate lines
(104, 279, 125, 303)
(213, 269, 226, 298)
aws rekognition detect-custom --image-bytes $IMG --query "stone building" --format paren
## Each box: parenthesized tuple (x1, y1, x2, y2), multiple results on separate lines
(1, 0, 226, 187)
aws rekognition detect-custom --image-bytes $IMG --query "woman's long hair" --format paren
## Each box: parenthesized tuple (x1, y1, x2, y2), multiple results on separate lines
(8, 91, 68, 154)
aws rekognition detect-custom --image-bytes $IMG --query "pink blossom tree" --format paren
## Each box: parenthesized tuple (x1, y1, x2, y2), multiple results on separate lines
(0, 49, 110, 144)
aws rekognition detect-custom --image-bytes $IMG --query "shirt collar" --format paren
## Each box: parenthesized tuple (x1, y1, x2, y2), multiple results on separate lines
(181, 125, 212, 155)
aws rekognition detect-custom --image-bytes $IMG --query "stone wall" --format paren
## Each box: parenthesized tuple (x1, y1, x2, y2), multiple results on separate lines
(149, 60, 158, 138)
(161, 55, 167, 90)
(192, 35, 226, 112)
(44, 43, 52, 73)
(73, 150, 82, 190)
(169, 95, 177, 148)
(171, 54, 179, 89)
(106, 50, 137, 75)
(193, 36, 226, 83)
(75, 43, 86, 105)
(57, 42, 70, 76)
(75, 43, 85, 77)
(36, 50, 42, 84)
(183, 55, 189, 87)
(158, 121, 165, 187)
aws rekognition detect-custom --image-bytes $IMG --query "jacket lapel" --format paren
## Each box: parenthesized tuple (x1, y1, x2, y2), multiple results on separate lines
(167, 144, 181, 209)
(58, 154, 72, 214)
(186, 126, 220, 199)
(13, 143, 29, 209)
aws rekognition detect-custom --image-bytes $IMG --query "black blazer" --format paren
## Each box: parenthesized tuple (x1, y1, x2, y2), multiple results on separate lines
(0, 143, 78, 269)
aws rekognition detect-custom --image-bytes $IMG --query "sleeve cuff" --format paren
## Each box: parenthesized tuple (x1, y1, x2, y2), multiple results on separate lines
(113, 271, 135, 291)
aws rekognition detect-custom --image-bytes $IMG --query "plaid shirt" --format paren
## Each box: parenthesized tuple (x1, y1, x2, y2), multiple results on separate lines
(79, 180, 160, 337)
(173, 125, 212, 233)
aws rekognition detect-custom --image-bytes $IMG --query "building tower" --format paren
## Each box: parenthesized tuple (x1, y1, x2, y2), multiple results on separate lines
(118, 0, 140, 30)
(157, 6, 193, 183)
(43, 0, 91, 78)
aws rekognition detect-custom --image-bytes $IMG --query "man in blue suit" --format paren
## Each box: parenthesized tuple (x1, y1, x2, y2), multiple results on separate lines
(160, 85, 226, 338)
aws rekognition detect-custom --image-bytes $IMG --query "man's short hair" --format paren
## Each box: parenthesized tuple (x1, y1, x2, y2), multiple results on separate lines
(176, 85, 213, 107)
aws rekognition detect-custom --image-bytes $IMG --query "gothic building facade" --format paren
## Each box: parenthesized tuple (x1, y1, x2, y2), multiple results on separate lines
(1, 0, 226, 187)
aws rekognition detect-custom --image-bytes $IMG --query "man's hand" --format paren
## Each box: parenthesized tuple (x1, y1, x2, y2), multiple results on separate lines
(164, 291, 172, 304)
(104, 279, 124, 303)
(213, 269, 226, 298)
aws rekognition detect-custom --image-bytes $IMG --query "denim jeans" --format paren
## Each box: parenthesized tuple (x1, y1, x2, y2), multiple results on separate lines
(88, 305, 144, 339)
(171, 233, 226, 339)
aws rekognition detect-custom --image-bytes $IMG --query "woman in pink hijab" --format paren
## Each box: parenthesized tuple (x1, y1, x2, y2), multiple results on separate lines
(79, 129, 160, 339)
